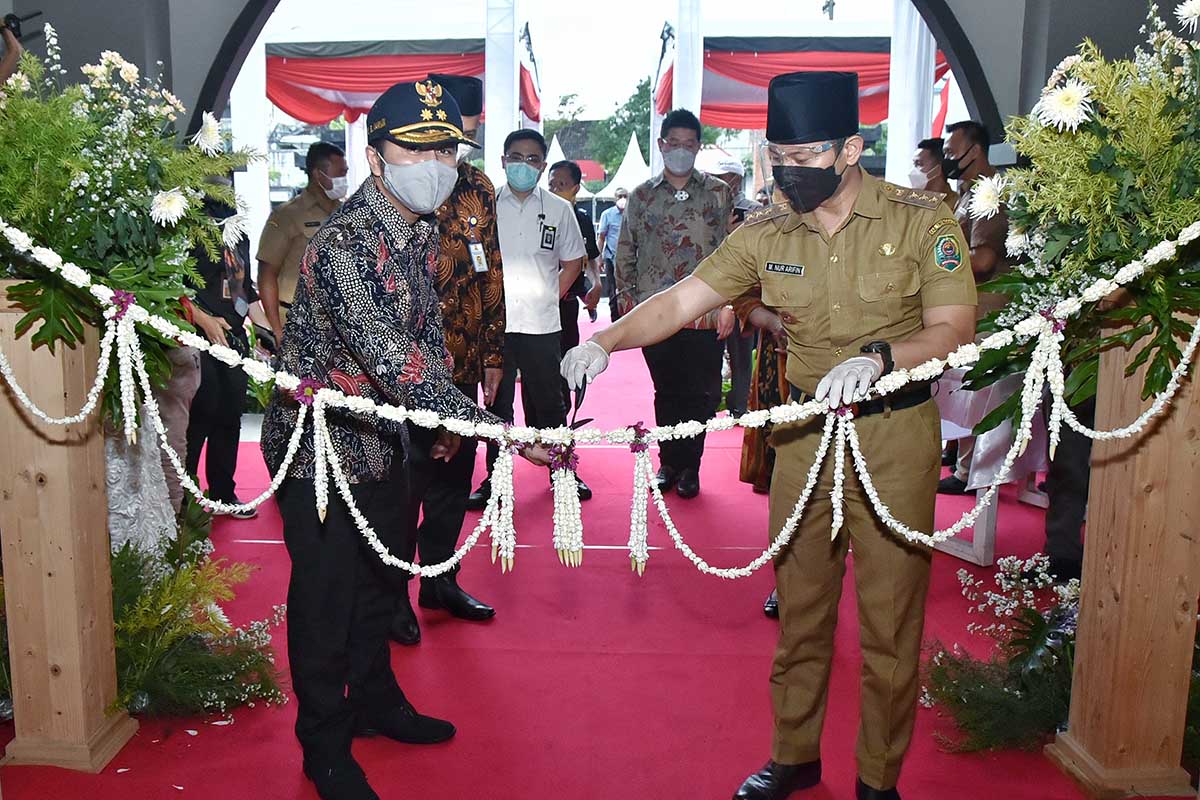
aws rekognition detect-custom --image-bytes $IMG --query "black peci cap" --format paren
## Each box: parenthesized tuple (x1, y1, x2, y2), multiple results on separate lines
(366, 80, 481, 150)
(766, 71, 860, 145)
(427, 73, 483, 118)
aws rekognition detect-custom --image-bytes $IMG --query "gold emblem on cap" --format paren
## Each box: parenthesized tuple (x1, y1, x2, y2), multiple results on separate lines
(420, 109, 433, 121)
(879, 242, 896, 256)
(416, 80, 443, 108)
(436, 109, 447, 121)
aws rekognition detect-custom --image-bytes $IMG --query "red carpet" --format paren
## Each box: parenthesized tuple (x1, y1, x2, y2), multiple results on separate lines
(1, 315, 1106, 799)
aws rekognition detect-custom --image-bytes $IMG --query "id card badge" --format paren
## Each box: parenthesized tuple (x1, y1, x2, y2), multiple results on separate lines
(540, 224, 557, 251)
(468, 242, 489, 273)
(221, 278, 232, 300)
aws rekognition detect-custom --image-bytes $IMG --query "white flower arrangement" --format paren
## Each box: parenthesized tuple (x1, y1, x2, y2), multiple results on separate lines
(2, 214, 1199, 578)
(1177, 0, 1200, 35)
(1034, 78, 1095, 132)
(150, 188, 189, 227)
(968, 174, 1010, 220)
(219, 213, 248, 250)
(190, 111, 223, 157)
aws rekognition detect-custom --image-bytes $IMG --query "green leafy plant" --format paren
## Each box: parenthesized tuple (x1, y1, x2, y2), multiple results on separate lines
(965, 5, 1200, 431)
(0, 28, 255, 425)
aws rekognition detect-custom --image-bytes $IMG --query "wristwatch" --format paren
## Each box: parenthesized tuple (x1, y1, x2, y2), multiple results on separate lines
(860, 341, 894, 376)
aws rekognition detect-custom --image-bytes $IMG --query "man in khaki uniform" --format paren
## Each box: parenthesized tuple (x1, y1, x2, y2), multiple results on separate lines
(256, 141, 347, 345)
(561, 72, 976, 800)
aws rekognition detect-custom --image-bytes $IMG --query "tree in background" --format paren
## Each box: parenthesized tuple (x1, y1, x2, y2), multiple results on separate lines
(587, 78, 723, 175)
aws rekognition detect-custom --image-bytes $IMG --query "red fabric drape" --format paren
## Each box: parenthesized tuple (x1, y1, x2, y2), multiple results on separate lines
(656, 50, 949, 129)
(519, 64, 541, 122)
(266, 52, 486, 124)
(932, 75, 952, 137)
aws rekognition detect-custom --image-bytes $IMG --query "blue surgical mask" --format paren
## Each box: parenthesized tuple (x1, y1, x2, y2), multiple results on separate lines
(506, 161, 541, 192)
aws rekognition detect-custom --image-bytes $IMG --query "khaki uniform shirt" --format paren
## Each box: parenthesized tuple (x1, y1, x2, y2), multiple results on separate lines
(256, 185, 340, 306)
(694, 171, 977, 393)
(955, 180, 1009, 319)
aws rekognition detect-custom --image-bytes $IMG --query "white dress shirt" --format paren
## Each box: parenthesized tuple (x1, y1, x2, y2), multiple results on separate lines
(495, 185, 586, 334)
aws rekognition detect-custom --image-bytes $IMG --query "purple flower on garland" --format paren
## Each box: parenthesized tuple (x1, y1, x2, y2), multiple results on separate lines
(112, 290, 136, 320)
(548, 444, 579, 472)
(293, 378, 322, 406)
(837, 405, 855, 417)
(1040, 308, 1066, 333)
(630, 421, 650, 453)
(503, 422, 523, 455)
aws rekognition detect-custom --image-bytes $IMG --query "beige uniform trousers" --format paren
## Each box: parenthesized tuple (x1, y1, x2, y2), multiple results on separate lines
(768, 397, 940, 790)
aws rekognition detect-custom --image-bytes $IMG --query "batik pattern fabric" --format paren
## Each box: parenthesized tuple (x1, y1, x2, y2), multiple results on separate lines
(261, 178, 499, 484)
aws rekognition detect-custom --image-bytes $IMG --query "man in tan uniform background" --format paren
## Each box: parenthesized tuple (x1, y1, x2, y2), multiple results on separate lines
(560, 71, 976, 800)
(256, 141, 348, 346)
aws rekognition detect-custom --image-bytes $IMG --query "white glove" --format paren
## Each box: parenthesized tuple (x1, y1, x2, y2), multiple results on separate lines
(561, 340, 610, 391)
(815, 355, 883, 408)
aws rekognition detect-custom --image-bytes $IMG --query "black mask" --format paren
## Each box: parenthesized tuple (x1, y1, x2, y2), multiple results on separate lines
(942, 144, 977, 181)
(772, 164, 844, 213)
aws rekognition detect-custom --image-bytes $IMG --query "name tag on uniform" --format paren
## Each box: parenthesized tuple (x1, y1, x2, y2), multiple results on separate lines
(468, 242, 489, 273)
(765, 261, 805, 276)
(540, 225, 557, 251)
(304, 221, 322, 228)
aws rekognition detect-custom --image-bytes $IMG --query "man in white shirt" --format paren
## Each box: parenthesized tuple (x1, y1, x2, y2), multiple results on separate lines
(467, 129, 590, 507)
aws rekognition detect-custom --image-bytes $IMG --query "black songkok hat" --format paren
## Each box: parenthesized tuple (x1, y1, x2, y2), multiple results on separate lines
(428, 73, 483, 117)
(766, 71, 860, 145)
(366, 80, 481, 149)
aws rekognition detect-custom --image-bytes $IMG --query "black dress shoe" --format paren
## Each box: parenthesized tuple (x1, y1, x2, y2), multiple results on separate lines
(303, 759, 380, 800)
(575, 475, 593, 501)
(419, 575, 495, 621)
(855, 777, 900, 799)
(763, 589, 779, 619)
(389, 590, 420, 646)
(655, 465, 679, 492)
(733, 760, 822, 799)
(354, 699, 456, 744)
(936, 475, 970, 495)
(465, 479, 491, 511)
(676, 468, 700, 499)
(941, 441, 958, 467)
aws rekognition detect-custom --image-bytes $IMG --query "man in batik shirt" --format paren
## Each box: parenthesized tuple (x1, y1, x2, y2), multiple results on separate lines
(261, 80, 547, 800)
(389, 74, 505, 646)
(614, 108, 732, 499)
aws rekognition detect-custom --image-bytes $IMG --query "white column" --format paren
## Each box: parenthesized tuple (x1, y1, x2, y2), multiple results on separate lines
(884, 0, 937, 186)
(675, 0, 703, 115)
(485, 0, 520, 179)
(345, 114, 369, 192)
(229, 37, 270, 274)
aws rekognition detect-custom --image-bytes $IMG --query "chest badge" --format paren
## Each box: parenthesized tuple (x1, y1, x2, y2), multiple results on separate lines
(878, 242, 896, 257)
(765, 261, 805, 276)
(674, 189, 690, 202)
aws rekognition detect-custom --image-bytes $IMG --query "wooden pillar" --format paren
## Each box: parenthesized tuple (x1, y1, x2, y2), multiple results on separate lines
(1045, 325, 1200, 799)
(0, 280, 137, 772)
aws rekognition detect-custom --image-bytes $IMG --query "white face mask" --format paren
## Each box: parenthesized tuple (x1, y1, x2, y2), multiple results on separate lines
(662, 147, 697, 176)
(376, 151, 458, 215)
(908, 167, 929, 190)
(615, 197, 627, 211)
(323, 174, 349, 201)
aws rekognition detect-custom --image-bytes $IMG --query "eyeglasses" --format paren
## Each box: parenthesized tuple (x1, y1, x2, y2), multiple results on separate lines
(761, 141, 837, 167)
(505, 153, 544, 165)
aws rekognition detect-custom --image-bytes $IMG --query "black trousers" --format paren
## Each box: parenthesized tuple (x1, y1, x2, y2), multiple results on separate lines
(486, 332, 566, 475)
(724, 319, 754, 416)
(642, 328, 724, 472)
(185, 339, 249, 502)
(1044, 395, 1094, 564)
(557, 298, 581, 413)
(603, 257, 622, 322)
(405, 383, 479, 579)
(279, 469, 412, 767)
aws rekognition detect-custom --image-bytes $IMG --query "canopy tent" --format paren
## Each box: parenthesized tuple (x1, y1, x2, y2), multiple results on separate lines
(265, 39, 541, 125)
(654, 36, 950, 130)
(595, 133, 649, 200)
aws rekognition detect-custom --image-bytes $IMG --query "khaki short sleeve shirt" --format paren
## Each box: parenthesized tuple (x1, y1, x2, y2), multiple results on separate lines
(694, 171, 977, 392)
(257, 187, 339, 305)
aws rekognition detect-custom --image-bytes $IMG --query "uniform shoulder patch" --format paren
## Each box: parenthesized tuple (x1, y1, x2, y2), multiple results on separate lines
(881, 181, 943, 210)
(743, 203, 791, 227)
(928, 217, 960, 236)
(934, 233, 964, 272)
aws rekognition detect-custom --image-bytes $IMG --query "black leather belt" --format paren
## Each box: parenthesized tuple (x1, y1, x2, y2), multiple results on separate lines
(789, 383, 932, 418)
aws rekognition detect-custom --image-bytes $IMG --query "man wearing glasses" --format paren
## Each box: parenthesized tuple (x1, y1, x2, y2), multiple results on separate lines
(612, 108, 733, 499)
(562, 73, 976, 799)
(467, 129, 591, 508)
